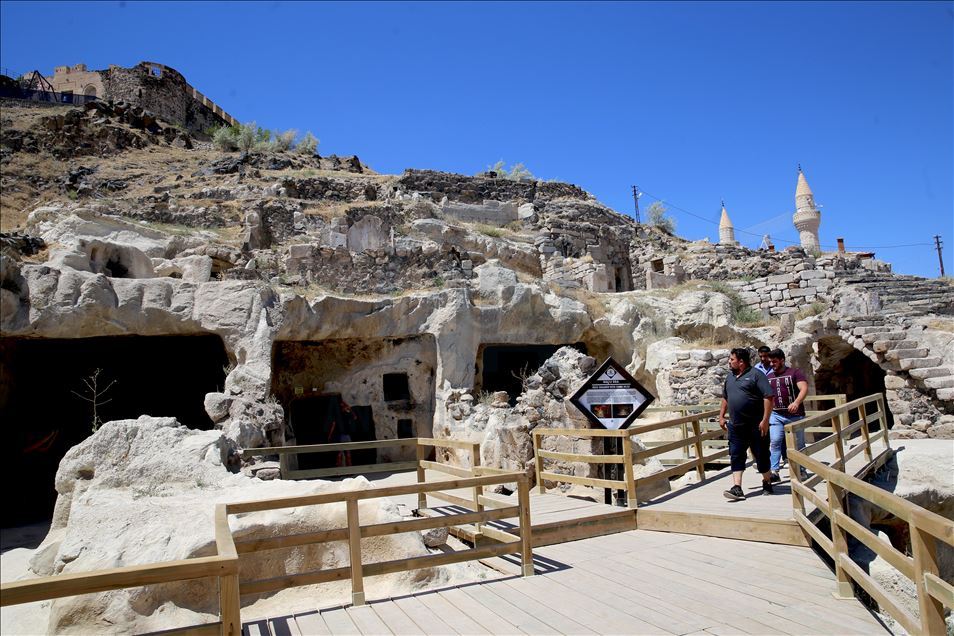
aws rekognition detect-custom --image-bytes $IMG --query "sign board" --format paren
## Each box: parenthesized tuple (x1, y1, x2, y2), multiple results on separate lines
(569, 357, 655, 430)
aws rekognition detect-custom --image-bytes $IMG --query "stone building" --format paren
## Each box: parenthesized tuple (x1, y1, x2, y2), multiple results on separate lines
(793, 167, 822, 252)
(45, 61, 237, 134)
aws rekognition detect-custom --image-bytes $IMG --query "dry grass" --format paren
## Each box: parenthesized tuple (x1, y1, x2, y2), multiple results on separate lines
(926, 319, 954, 333)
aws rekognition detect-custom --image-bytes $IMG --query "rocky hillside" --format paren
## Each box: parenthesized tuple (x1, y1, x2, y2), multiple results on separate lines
(1, 97, 952, 456)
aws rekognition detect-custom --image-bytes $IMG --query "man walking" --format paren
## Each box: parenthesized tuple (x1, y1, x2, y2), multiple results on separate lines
(719, 348, 774, 500)
(766, 348, 809, 482)
(754, 346, 772, 375)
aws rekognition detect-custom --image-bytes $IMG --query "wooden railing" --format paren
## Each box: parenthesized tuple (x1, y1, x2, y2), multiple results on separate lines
(1, 442, 533, 630)
(0, 524, 240, 635)
(801, 393, 848, 442)
(242, 438, 419, 480)
(221, 470, 534, 607)
(532, 407, 722, 508)
(785, 393, 891, 502)
(786, 396, 953, 635)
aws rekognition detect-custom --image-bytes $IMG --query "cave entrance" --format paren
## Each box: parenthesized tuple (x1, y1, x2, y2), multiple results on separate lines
(271, 336, 437, 466)
(1, 335, 229, 527)
(477, 343, 587, 405)
(814, 336, 893, 430)
(288, 394, 377, 470)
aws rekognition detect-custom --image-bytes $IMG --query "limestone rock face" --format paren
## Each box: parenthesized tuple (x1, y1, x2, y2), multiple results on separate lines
(441, 347, 666, 500)
(28, 416, 459, 635)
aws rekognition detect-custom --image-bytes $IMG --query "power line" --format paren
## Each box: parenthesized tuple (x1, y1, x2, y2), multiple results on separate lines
(635, 188, 933, 251)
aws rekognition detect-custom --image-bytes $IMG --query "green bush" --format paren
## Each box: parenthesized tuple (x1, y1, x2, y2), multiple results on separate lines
(297, 131, 319, 155)
(212, 125, 237, 151)
(485, 160, 535, 181)
(274, 129, 298, 152)
(235, 122, 256, 153)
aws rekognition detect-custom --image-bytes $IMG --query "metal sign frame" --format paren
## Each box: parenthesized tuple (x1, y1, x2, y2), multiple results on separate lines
(569, 357, 655, 430)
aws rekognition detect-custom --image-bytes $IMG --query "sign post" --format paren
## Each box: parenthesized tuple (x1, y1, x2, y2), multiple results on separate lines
(569, 357, 655, 505)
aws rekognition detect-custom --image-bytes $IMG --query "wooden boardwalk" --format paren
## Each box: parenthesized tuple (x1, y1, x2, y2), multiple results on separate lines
(243, 529, 888, 635)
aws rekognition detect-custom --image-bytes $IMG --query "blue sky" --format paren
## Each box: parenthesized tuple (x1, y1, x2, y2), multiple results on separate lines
(2, 1, 951, 277)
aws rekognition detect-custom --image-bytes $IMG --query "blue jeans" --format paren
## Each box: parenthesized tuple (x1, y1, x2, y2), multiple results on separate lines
(770, 411, 805, 472)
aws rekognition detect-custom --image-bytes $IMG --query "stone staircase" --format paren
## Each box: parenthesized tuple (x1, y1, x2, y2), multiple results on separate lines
(839, 317, 953, 405)
(835, 271, 954, 317)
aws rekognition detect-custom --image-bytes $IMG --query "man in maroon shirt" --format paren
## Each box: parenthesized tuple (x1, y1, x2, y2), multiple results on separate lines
(766, 349, 809, 482)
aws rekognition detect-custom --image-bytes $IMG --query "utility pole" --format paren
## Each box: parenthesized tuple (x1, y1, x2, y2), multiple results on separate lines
(631, 185, 641, 224)
(934, 235, 945, 277)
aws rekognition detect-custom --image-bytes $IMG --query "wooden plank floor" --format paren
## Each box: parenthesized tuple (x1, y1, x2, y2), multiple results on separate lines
(244, 529, 889, 635)
(640, 439, 884, 519)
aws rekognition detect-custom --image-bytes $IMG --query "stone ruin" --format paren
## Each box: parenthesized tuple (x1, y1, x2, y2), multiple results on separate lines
(1, 94, 952, 633)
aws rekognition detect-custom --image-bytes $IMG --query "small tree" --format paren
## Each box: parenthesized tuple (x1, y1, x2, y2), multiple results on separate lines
(235, 122, 256, 153)
(274, 129, 298, 152)
(485, 160, 535, 181)
(71, 368, 117, 432)
(646, 201, 676, 234)
(212, 125, 237, 151)
(297, 131, 319, 155)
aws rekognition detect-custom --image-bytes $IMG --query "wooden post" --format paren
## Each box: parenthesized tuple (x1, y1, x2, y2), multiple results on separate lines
(691, 418, 705, 482)
(533, 432, 545, 494)
(911, 522, 946, 636)
(219, 573, 241, 636)
(415, 442, 427, 511)
(517, 475, 534, 577)
(622, 435, 637, 509)
(876, 394, 891, 451)
(278, 453, 289, 480)
(831, 412, 847, 472)
(858, 400, 873, 463)
(347, 498, 365, 606)
(827, 480, 854, 599)
(681, 421, 690, 462)
(786, 426, 805, 516)
(471, 443, 483, 535)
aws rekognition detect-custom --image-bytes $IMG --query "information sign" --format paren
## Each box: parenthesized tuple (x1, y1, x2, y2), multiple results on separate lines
(569, 357, 655, 430)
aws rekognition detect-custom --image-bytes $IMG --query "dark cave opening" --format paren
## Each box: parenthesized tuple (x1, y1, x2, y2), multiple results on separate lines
(478, 343, 587, 405)
(814, 336, 893, 430)
(1, 335, 229, 526)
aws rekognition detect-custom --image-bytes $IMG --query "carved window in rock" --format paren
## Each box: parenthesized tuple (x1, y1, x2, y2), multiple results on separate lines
(651, 259, 665, 273)
(383, 373, 411, 402)
(397, 419, 414, 439)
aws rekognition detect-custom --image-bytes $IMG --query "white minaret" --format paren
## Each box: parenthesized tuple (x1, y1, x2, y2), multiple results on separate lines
(719, 200, 737, 245)
(793, 166, 821, 252)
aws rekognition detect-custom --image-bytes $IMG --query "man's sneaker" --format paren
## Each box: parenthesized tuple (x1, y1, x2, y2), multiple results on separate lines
(723, 485, 745, 501)
(762, 480, 774, 495)
(770, 472, 781, 483)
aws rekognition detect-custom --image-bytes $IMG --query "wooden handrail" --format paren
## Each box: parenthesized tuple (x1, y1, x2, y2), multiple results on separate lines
(533, 408, 726, 507)
(786, 392, 952, 636)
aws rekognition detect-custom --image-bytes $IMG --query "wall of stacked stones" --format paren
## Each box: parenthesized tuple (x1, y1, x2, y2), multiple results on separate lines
(101, 63, 225, 134)
(656, 349, 730, 405)
(396, 170, 590, 206)
(731, 266, 836, 315)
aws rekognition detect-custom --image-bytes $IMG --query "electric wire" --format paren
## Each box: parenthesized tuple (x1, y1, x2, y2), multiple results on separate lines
(635, 189, 935, 251)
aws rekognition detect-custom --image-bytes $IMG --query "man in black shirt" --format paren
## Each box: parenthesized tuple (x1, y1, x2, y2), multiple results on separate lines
(719, 347, 774, 500)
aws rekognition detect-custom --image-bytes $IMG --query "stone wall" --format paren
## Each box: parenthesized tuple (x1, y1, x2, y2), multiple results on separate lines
(100, 63, 229, 134)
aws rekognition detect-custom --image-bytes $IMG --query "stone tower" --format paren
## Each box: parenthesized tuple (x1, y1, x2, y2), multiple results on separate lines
(793, 166, 821, 253)
(719, 201, 737, 245)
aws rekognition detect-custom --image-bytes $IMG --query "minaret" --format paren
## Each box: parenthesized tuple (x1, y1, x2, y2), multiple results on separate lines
(793, 165, 821, 253)
(718, 200, 737, 245)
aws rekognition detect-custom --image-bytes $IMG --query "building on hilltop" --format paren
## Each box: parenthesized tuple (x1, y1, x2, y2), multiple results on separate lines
(793, 166, 822, 253)
(718, 201, 737, 245)
(44, 61, 238, 134)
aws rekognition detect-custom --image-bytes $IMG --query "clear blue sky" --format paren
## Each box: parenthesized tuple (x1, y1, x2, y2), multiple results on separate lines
(2, 1, 951, 277)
